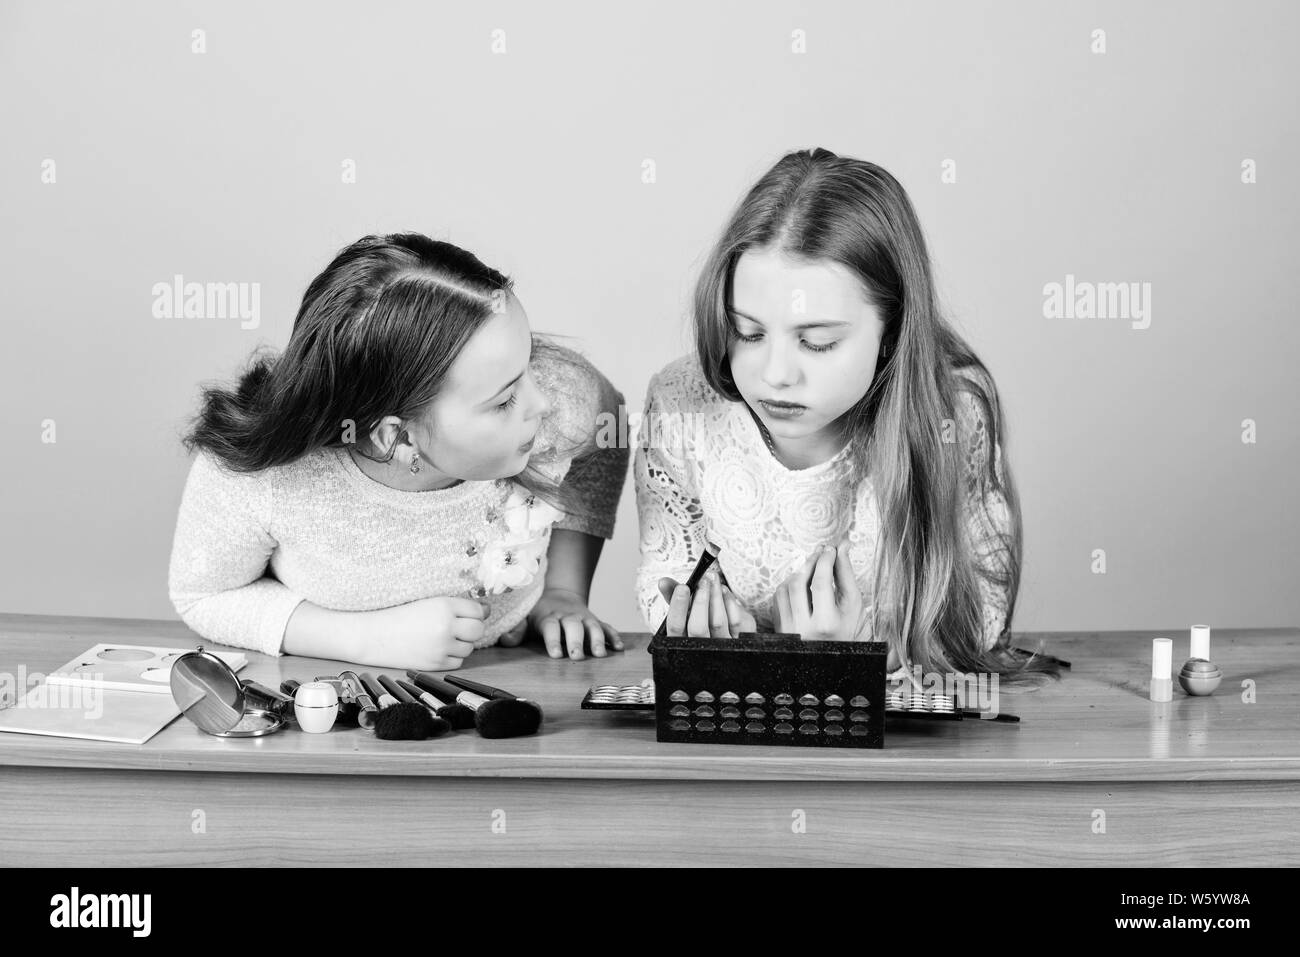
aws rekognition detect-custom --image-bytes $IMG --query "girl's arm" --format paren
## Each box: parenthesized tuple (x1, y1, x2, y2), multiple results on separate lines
(167, 455, 444, 665)
(167, 451, 307, 656)
(633, 372, 709, 631)
(524, 349, 630, 658)
(549, 357, 629, 541)
(541, 528, 605, 603)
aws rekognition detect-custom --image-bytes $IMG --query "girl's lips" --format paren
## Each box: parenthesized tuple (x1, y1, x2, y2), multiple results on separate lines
(518, 435, 537, 454)
(759, 399, 807, 419)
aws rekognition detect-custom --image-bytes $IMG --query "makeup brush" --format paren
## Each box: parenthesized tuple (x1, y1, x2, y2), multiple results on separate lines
(653, 544, 720, 639)
(443, 674, 545, 720)
(397, 678, 476, 730)
(407, 672, 542, 739)
(373, 700, 442, 740)
(360, 672, 399, 709)
(241, 679, 296, 719)
(338, 671, 380, 729)
(378, 674, 450, 737)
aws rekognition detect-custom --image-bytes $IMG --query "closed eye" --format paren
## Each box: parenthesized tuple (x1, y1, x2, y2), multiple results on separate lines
(733, 328, 838, 353)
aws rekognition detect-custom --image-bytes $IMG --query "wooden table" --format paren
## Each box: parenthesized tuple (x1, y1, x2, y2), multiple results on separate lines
(1, 614, 1296, 866)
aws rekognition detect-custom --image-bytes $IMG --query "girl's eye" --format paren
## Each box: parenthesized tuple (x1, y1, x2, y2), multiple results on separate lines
(497, 393, 519, 412)
(733, 325, 836, 352)
(802, 340, 838, 353)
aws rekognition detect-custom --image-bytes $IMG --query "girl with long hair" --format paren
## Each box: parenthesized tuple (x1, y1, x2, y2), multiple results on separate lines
(170, 233, 627, 670)
(635, 149, 1058, 684)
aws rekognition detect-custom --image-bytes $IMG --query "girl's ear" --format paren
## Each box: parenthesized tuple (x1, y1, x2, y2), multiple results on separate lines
(364, 416, 409, 462)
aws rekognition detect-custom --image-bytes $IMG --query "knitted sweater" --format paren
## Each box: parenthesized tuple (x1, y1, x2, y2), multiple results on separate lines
(634, 355, 1015, 651)
(168, 343, 628, 657)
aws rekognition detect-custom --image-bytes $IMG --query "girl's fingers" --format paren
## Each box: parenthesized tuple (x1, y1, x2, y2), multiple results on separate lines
(788, 564, 812, 624)
(775, 585, 793, 633)
(605, 621, 625, 652)
(835, 543, 860, 599)
(540, 618, 563, 658)
(666, 584, 690, 636)
(562, 615, 586, 659)
(721, 587, 744, 638)
(449, 597, 489, 619)
(658, 577, 681, 606)
(811, 546, 837, 613)
(585, 617, 607, 657)
(709, 575, 729, 638)
(687, 578, 712, 637)
(452, 616, 486, 645)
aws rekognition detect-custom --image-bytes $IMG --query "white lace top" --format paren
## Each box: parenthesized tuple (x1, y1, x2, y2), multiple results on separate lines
(634, 355, 1013, 651)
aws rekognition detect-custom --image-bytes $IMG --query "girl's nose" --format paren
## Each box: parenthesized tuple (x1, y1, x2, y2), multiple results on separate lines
(524, 370, 552, 419)
(761, 344, 800, 390)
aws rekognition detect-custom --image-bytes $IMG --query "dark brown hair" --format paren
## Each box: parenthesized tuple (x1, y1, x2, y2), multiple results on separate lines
(181, 232, 584, 510)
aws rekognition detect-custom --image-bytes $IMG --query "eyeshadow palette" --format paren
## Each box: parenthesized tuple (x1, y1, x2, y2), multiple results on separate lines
(582, 680, 656, 710)
(583, 680, 962, 721)
(649, 630, 891, 748)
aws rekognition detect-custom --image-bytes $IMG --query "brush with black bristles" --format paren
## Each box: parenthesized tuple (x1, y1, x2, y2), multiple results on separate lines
(397, 678, 476, 730)
(443, 674, 545, 722)
(406, 672, 542, 739)
(375, 674, 450, 739)
(356, 671, 441, 741)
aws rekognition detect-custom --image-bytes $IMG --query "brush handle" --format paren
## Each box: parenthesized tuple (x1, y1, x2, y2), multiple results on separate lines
(280, 679, 302, 697)
(407, 671, 478, 709)
(379, 674, 416, 705)
(396, 678, 445, 710)
(652, 547, 719, 639)
(961, 710, 1021, 723)
(443, 674, 514, 701)
(359, 672, 397, 709)
(338, 671, 379, 728)
(242, 680, 295, 717)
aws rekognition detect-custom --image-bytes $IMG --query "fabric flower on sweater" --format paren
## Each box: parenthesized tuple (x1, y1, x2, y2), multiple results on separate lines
(475, 535, 547, 595)
(465, 485, 565, 597)
(502, 486, 566, 536)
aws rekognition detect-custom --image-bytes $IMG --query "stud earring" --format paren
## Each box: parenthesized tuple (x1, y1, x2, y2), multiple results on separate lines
(409, 452, 421, 475)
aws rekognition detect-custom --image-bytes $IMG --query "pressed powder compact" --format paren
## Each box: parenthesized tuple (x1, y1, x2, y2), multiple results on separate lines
(169, 647, 291, 738)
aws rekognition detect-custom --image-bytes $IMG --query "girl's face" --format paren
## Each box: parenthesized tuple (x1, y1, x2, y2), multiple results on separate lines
(410, 293, 552, 480)
(728, 247, 887, 451)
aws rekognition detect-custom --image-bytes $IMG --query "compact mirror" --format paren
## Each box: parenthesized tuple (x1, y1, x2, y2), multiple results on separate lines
(170, 648, 286, 737)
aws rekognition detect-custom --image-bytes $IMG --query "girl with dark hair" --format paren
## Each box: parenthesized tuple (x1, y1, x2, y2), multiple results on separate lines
(635, 149, 1058, 685)
(169, 233, 627, 670)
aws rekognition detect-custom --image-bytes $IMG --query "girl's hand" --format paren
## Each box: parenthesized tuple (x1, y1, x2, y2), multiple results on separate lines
(527, 587, 624, 660)
(372, 596, 488, 671)
(658, 573, 757, 638)
(775, 543, 865, 642)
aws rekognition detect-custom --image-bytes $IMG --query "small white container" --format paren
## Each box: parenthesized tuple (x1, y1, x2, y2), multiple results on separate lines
(294, 681, 339, 733)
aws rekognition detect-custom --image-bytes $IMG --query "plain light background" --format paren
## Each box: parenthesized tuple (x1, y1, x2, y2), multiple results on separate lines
(2, 0, 1296, 638)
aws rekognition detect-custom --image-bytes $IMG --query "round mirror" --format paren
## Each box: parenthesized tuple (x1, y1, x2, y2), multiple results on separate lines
(170, 649, 246, 735)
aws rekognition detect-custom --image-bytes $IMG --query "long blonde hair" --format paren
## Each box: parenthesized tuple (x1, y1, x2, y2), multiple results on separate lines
(693, 149, 1058, 685)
